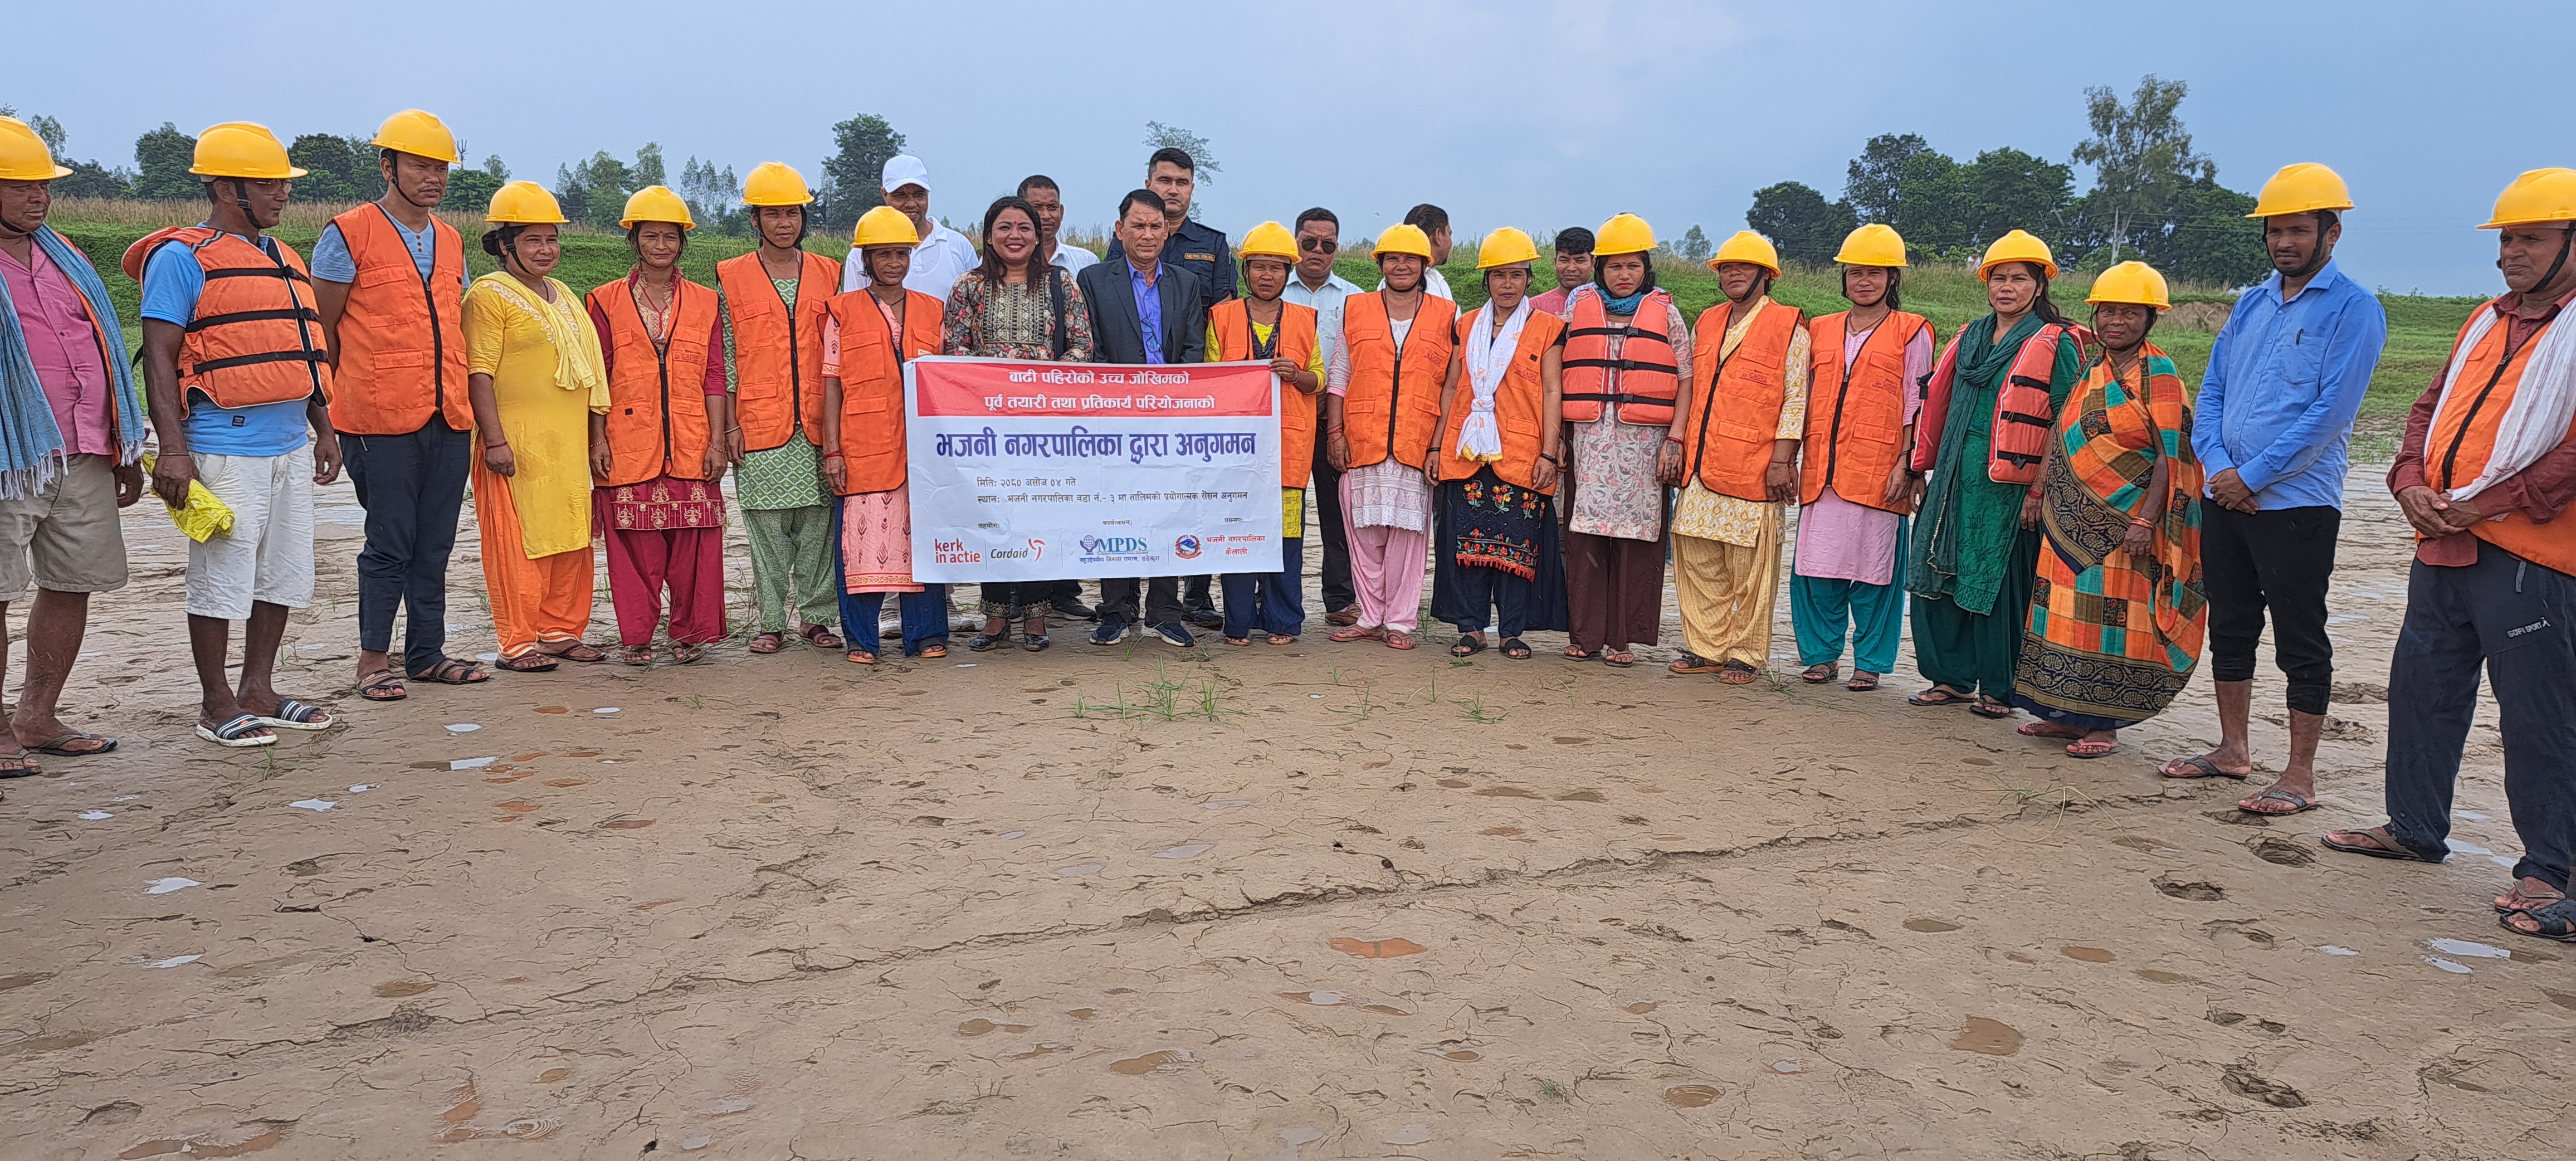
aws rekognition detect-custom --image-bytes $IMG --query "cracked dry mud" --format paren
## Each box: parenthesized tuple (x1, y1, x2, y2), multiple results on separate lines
(3, 477, 2570, 1159)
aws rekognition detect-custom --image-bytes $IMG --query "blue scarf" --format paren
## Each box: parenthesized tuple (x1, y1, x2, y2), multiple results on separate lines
(0, 226, 143, 499)
(1592, 270, 1659, 316)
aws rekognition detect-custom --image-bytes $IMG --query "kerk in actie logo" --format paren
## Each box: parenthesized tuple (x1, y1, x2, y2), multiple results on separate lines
(1172, 534, 1204, 560)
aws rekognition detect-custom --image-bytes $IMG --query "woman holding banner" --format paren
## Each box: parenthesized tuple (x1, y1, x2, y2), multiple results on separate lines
(823, 207, 950, 662)
(1206, 221, 1326, 646)
(942, 196, 1095, 651)
(1428, 228, 1568, 658)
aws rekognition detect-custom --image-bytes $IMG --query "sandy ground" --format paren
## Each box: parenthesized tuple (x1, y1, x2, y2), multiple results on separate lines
(2, 467, 2570, 1161)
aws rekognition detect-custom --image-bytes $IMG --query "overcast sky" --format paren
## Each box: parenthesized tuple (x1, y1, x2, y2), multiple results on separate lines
(17, 0, 2542, 295)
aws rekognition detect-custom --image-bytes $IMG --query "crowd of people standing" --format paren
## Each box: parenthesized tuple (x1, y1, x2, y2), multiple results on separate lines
(1, 110, 2573, 942)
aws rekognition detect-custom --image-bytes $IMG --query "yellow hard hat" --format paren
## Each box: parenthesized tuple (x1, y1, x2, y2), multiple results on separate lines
(190, 122, 305, 181)
(741, 162, 814, 207)
(486, 180, 568, 225)
(852, 204, 919, 248)
(1238, 221, 1297, 265)
(2479, 168, 2576, 230)
(1477, 227, 1539, 269)
(1977, 229, 2058, 280)
(370, 109, 461, 165)
(1833, 223, 1909, 267)
(1593, 212, 1656, 256)
(618, 185, 695, 230)
(1708, 230, 1781, 276)
(1373, 223, 1433, 260)
(2084, 261, 2171, 310)
(2245, 163, 2353, 219)
(0, 116, 72, 182)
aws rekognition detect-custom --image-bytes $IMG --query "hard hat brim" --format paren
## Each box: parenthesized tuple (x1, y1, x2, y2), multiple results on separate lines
(191, 164, 308, 179)
(1240, 251, 1298, 265)
(2244, 202, 2355, 219)
(2478, 216, 2576, 230)
(619, 218, 697, 231)
(1706, 258, 1780, 277)
(6, 163, 77, 181)
(378, 144, 464, 165)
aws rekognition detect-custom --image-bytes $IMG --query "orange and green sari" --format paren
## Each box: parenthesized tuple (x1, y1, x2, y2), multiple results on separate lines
(2012, 343, 2207, 729)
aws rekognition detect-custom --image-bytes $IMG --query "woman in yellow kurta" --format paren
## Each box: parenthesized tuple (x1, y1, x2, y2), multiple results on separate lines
(464, 182, 611, 670)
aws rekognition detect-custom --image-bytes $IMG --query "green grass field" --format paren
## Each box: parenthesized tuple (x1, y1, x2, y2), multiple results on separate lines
(48, 198, 2478, 458)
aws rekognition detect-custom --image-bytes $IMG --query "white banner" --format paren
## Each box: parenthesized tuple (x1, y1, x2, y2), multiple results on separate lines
(904, 356, 1284, 583)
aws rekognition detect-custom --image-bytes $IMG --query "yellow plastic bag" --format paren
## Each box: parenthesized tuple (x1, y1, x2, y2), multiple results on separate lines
(141, 452, 235, 542)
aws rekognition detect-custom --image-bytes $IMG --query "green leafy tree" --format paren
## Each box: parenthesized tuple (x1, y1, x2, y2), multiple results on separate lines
(820, 113, 906, 221)
(632, 142, 665, 190)
(1889, 147, 1969, 254)
(0, 107, 67, 152)
(1677, 224, 1712, 262)
(1745, 181, 1858, 265)
(287, 133, 385, 204)
(1843, 133, 1930, 225)
(678, 155, 742, 235)
(554, 146, 657, 229)
(2140, 178, 2270, 287)
(131, 122, 198, 201)
(1, 107, 130, 197)
(1144, 121, 1219, 219)
(446, 154, 508, 215)
(1959, 147, 2073, 250)
(2071, 74, 2214, 262)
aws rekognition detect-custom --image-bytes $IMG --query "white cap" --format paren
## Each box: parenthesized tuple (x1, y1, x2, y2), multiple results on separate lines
(881, 154, 930, 194)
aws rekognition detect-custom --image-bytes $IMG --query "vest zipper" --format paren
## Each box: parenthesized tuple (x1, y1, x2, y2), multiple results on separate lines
(780, 268, 804, 440)
(644, 282, 676, 478)
(1823, 320, 1879, 495)
(1382, 294, 1406, 461)
(1687, 305, 1736, 482)
(380, 204, 448, 423)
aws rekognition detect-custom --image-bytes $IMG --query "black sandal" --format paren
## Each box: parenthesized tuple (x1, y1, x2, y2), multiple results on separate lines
(2501, 898, 2576, 942)
(1908, 684, 1973, 707)
(494, 652, 559, 673)
(1451, 633, 1487, 657)
(968, 634, 1004, 652)
(409, 657, 489, 685)
(1024, 635, 1052, 652)
(1500, 637, 1531, 660)
(1968, 696, 2015, 720)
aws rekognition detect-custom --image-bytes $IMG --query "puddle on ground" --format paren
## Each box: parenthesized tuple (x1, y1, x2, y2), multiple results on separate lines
(1417, 1046, 1482, 1062)
(144, 878, 199, 895)
(631, 898, 683, 912)
(1951, 1017, 2024, 1056)
(957, 1019, 1033, 1036)
(440, 1080, 481, 1123)
(2135, 969, 2198, 983)
(678, 1136, 713, 1152)
(141, 955, 202, 969)
(539, 1068, 570, 1082)
(1064, 1008, 1096, 1021)
(1902, 918, 1961, 933)
(445, 724, 481, 733)
(432, 1118, 562, 1143)
(1329, 936, 1427, 958)
(2427, 938, 2511, 959)
(544, 779, 586, 788)
(118, 1128, 284, 1158)
(1054, 862, 1105, 876)
(994, 830, 1027, 840)
(450, 757, 496, 770)
(511, 752, 547, 762)
(2317, 945, 2360, 957)
(1768, 1060, 1807, 1074)
(0, 972, 54, 992)
(1382, 1124, 1434, 1145)
(1474, 786, 1541, 799)
(372, 980, 436, 997)
(1624, 1001, 1660, 1014)
(1661, 1084, 1720, 1108)
(598, 819, 655, 830)
(2424, 957, 2473, 974)
(565, 750, 601, 758)
(1279, 991, 1349, 1007)
(1152, 842, 1213, 860)
(592, 707, 621, 715)
(493, 801, 537, 814)
(347, 784, 377, 793)
(1360, 1002, 1411, 1016)
(287, 800, 335, 812)
(1108, 1049, 1196, 1075)
(1203, 799, 1252, 811)
(1435, 779, 1472, 788)
(80, 810, 114, 821)
(535, 706, 568, 714)
(1555, 789, 1606, 802)
(696, 1096, 754, 1116)
(2006, 953, 2036, 964)
(2061, 946, 2115, 963)
(1480, 826, 1524, 836)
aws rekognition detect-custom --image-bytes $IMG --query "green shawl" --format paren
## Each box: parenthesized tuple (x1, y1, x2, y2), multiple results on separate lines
(1907, 313, 2071, 615)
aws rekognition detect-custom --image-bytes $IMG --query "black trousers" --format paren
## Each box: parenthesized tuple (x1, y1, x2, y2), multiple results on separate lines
(2383, 540, 2576, 889)
(1101, 576, 1185, 627)
(1311, 436, 1353, 611)
(343, 420, 472, 676)
(2202, 504, 2340, 715)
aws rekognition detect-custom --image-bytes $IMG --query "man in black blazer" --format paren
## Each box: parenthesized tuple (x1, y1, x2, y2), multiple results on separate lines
(1079, 189, 1207, 647)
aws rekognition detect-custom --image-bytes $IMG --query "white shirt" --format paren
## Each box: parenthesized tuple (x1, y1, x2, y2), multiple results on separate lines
(1282, 271, 1364, 370)
(1422, 266, 1454, 304)
(1047, 241, 1099, 274)
(843, 220, 981, 300)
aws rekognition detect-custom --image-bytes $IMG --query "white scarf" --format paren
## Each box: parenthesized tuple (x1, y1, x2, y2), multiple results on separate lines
(1456, 298, 1531, 461)
(2428, 299, 2576, 503)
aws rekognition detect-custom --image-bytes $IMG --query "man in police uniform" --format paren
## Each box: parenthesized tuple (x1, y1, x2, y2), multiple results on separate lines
(1108, 145, 1233, 626)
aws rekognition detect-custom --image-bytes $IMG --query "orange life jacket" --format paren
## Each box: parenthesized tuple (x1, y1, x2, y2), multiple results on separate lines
(825, 287, 944, 495)
(121, 226, 333, 414)
(1802, 310, 1929, 512)
(323, 204, 472, 435)
(1913, 319, 2086, 484)
(586, 273, 722, 486)
(1436, 305, 1565, 494)
(1209, 297, 1321, 488)
(2426, 303, 2576, 575)
(716, 250, 840, 452)
(1678, 297, 1804, 502)
(1340, 290, 1455, 471)
(1559, 287, 1680, 425)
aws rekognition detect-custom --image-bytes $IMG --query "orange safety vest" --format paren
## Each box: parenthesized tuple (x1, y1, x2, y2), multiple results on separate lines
(2426, 303, 2576, 575)
(1340, 290, 1455, 471)
(1209, 297, 1321, 487)
(1802, 310, 1930, 512)
(324, 204, 472, 435)
(1436, 305, 1565, 494)
(1559, 287, 1680, 425)
(586, 273, 722, 487)
(825, 287, 944, 495)
(1913, 319, 2086, 484)
(121, 226, 333, 414)
(716, 250, 840, 452)
(1679, 297, 1805, 501)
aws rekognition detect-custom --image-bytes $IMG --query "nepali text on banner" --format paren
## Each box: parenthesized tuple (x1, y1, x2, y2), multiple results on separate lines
(904, 357, 1284, 582)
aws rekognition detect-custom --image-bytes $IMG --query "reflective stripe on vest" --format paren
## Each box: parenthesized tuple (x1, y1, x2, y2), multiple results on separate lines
(827, 287, 944, 495)
(122, 226, 333, 415)
(1436, 306, 1564, 494)
(1211, 298, 1321, 488)
(2428, 303, 2576, 574)
(325, 203, 471, 435)
(1914, 320, 2081, 486)
(1680, 298, 1803, 502)
(1340, 291, 1455, 471)
(716, 250, 840, 452)
(1559, 287, 1679, 425)
(587, 275, 721, 487)
(1801, 310, 1928, 512)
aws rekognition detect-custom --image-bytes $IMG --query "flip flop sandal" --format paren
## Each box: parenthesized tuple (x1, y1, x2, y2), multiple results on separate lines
(549, 643, 608, 664)
(1267, 634, 1299, 646)
(1907, 685, 1973, 708)
(918, 643, 949, 659)
(494, 652, 559, 673)
(1500, 638, 1531, 660)
(1324, 609, 1360, 627)
(29, 733, 119, 756)
(845, 648, 879, 665)
(1603, 651, 1636, 668)
(2160, 755, 2250, 781)
(2320, 826, 2444, 863)
(799, 626, 845, 651)
(748, 632, 788, 655)
(1800, 663, 1838, 684)
(2018, 721, 2086, 738)
(1384, 632, 1417, 650)
(1847, 672, 1881, 692)
(2236, 788, 2320, 814)
(1329, 626, 1384, 643)
(197, 712, 276, 748)
(256, 700, 334, 731)
(2499, 898, 2576, 942)
(618, 646, 655, 667)
(1667, 652, 1723, 675)
(1451, 636, 1487, 657)
(1226, 636, 1253, 647)
(2065, 739, 2123, 759)
(2495, 884, 2566, 915)
(1968, 697, 2015, 720)
(1718, 661, 1762, 685)
(1563, 646, 1599, 661)
(410, 658, 489, 684)
(357, 669, 409, 701)
(671, 643, 708, 666)
(0, 754, 38, 778)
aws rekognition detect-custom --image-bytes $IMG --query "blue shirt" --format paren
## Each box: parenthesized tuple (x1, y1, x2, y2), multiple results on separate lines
(1128, 260, 1165, 365)
(310, 212, 465, 289)
(140, 229, 316, 457)
(2190, 258, 2388, 510)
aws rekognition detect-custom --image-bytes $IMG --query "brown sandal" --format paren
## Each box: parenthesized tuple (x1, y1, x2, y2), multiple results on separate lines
(1800, 662, 1838, 684)
(748, 631, 787, 654)
(494, 652, 559, 673)
(799, 624, 844, 651)
(357, 669, 408, 701)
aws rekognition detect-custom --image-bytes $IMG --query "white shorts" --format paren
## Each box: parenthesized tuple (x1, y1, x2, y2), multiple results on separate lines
(186, 450, 315, 619)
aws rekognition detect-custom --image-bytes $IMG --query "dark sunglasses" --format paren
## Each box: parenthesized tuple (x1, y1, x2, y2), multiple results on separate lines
(1297, 237, 1338, 253)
